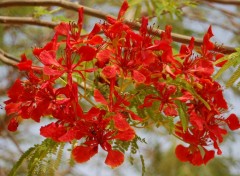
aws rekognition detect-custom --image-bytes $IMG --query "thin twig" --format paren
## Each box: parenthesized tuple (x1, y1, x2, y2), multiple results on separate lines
(201, 0, 240, 5)
(0, 48, 20, 62)
(0, 16, 58, 28)
(0, 49, 18, 66)
(0, 0, 236, 54)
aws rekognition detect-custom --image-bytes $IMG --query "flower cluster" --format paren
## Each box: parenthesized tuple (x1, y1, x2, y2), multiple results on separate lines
(5, 1, 240, 167)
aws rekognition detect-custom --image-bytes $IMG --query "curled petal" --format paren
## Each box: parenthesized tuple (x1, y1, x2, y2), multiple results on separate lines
(117, 0, 129, 20)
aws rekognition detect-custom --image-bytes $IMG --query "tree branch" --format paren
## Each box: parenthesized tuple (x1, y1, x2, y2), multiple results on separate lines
(0, 49, 18, 66)
(201, 0, 240, 5)
(0, 0, 111, 20)
(0, 16, 58, 28)
(0, 0, 237, 54)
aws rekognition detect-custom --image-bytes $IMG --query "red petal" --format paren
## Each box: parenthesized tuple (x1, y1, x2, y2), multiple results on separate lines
(5, 102, 21, 115)
(161, 25, 172, 42)
(43, 66, 63, 76)
(105, 150, 124, 168)
(7, 79, 24, 100)
(72, 146, 98, 163)
(88, 35, 103, 45)
(33, 40, 57, 56)
(193, 59, 214, 77)
(128, 111, 142, 121)
(96, 49, 111, 68)
(203, 149, 215, 164)
(203, 26, 214, 51)
(83, 107, 100, 121)
(39, 50, 60, 66)
(88, 24, 101, 39)
(163, 105, 178, 116)
(40, 122, 66, 141)
(54, 23, 70, 36)
(8, 118, 19, 132)
(140, 17, 148, 35)
(117, 1, 129, 20)
(215, 53, 226, 67)
(94, 89, 108, 105)
(58, 129, 76, 142)
(191, 150, 203, 166)
(78, 46, 96, 62)
(102, 65, 117, 79)
(175, 145, 189, 162)
(113, 113, 130, 131)
(114, 127, 135, 141)
(190, 113, 204, 130)
(17, 54, 32, 71)
(133, 70, 146, 83)
(225, 114, 240, 130)
(77, 7, 83, 30)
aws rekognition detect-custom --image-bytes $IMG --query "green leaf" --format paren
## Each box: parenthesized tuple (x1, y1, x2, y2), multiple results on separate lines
(214, 48, 240, 80)
(176, 100, 189, 132)
(226, 65, 240, 88)
(169, 78, 211, 110)
(128, 0, 143, 6)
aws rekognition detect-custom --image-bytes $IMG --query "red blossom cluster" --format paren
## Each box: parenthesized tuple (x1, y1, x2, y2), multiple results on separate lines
(4, 1, 240, 167)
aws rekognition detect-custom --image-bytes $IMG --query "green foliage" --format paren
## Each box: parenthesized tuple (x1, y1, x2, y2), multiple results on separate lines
(169, 77, 211, 110)
(33, 7, 71, 22)
(214, 48, 240, 88)
(140, 154, 145, 176)
(8, 139, 66, 176)
(128, 0, 196, 19)
(113, 135, 146, 176)
(176, 100, 189, 132)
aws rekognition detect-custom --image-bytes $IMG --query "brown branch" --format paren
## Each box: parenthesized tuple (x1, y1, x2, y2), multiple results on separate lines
(0, 0, 237, 54)
(201, 0, 240, 5)
(0, 49, 18, 66)
(0, 16, 58, 28)
(0, 0, 112, 20)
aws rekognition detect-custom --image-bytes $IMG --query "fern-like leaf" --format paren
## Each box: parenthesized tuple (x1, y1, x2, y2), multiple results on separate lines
(140, 154, 145, 176)
(8, 147, 36, 176)
(226, 65, 240, 88)
(54, 142, 65, 169)
(214, 48, 240, 80)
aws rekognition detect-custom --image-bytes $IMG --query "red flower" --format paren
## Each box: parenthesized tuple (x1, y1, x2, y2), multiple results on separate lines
(175, 144, 214, 165)
(69, 108, 133, 167)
